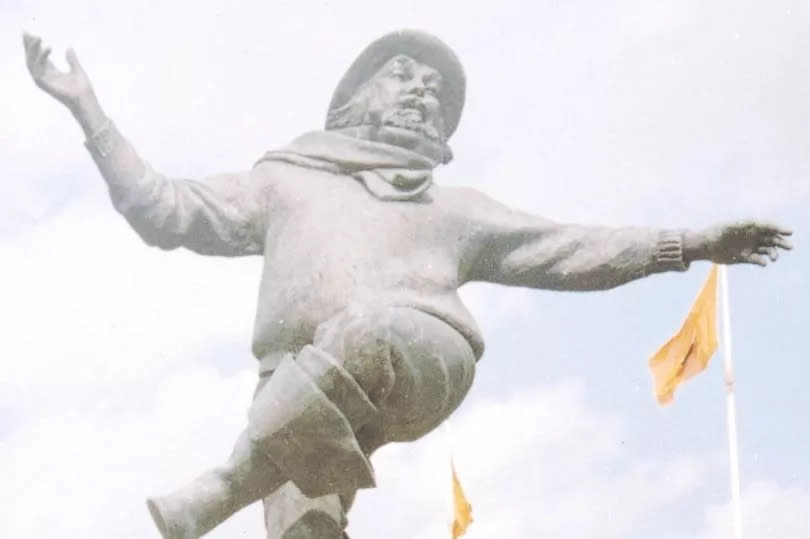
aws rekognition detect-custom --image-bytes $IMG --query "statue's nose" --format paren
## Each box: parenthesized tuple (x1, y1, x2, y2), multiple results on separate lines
(408, 82, 426, 97)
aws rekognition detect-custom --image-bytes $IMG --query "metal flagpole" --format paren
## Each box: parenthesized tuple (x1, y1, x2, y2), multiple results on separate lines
(444, 420, 457, 533)
(719, 265, 744, 539)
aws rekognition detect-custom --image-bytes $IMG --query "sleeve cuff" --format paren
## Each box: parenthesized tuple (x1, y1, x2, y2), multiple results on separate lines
(656, 229, 689, 272)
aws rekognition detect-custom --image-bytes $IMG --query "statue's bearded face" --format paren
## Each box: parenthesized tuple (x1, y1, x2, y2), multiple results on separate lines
(328, 55, 447, 143)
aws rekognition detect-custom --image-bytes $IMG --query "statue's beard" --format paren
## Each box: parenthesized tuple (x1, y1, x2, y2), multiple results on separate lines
(325, 96, 451, 161)
(378, 107, 442, 143)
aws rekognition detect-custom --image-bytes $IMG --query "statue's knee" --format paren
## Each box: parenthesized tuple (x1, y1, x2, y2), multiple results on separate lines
(312, 306, 425, 405)
(338, 311, 398, 404)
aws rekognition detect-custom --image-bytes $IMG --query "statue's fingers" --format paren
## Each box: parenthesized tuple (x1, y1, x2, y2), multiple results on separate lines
(773, 236, 793, 250)
(756, 246, 779, 262)
(759, 222, 792, 236)
(22, 32, 35, 50)
(36, 46, 52, 69)
(745, 254, 768, 267)
(761, 235, 793, 250)
(24, 35, 41, 68)
(25, 33, 41, 50)
(66, 48, 84, 74)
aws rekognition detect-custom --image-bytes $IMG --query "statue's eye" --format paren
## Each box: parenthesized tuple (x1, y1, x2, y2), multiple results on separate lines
(390, 68, 411, 81)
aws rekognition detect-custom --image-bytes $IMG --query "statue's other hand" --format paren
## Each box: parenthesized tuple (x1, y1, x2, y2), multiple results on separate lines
(702, 220, 793, 267)
(23, 32, 94, 111)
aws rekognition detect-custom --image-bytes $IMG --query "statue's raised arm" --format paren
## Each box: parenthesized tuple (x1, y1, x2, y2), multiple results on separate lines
(23, 33, 266, 256)
(461, 190, 792, 291)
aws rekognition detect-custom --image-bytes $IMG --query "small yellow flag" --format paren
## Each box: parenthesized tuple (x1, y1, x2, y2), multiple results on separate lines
(451, 460, 473, 538)
(649, 265, 719, 404)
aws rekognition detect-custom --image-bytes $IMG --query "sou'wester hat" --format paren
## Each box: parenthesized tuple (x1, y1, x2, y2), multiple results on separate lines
(326, 29, 466, 138)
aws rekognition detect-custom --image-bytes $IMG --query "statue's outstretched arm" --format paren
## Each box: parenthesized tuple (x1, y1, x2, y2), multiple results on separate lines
(23, 33, 265, 256)
(461, 190, 792, 291)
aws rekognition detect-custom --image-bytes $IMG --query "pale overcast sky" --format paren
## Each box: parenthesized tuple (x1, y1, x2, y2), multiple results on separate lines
(2, 1, 809, 538)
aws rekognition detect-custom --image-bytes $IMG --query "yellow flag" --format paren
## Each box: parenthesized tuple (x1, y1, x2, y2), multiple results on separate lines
(649, 265, 719, 404)
(451, 460, 473, 538)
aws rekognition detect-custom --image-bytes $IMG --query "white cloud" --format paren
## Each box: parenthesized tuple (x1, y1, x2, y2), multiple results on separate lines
(0, 366, 263, 538)
(0, 197, 262, 414)
(348, 382, 705, 539)
(669, 482, 810, 539)
(0, 197, 266, 538)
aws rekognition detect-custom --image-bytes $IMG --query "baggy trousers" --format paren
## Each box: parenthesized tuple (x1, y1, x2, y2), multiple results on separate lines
(253, 306, 477, 538)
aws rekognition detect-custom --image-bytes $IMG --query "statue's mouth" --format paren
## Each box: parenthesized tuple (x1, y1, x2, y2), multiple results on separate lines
(382, 104, 440, 142)
(395, 107, 425, 123)
(383, 117, 440, 142)
(399, 95, 427, 113)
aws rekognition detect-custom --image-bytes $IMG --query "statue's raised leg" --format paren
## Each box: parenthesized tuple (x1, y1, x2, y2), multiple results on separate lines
(257, 307, 477, 539)
(147, 306, 475, 539)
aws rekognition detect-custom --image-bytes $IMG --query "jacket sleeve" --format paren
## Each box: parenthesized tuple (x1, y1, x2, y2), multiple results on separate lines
(86, 120, 266, 256)
(460, 191, 689, 291)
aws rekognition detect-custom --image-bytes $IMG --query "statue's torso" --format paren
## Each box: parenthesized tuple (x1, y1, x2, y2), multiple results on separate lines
(249, 162, 484, 359)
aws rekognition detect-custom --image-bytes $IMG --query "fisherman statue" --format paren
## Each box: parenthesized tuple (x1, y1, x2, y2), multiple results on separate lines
(24, 29, 792, 539)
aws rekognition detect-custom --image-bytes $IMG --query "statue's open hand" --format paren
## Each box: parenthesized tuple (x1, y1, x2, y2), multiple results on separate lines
(700, 220, 793, 267)
(23, 32, 93, 111)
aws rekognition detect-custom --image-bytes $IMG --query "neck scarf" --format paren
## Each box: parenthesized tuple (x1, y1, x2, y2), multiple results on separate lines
(255, 129, 449, 201)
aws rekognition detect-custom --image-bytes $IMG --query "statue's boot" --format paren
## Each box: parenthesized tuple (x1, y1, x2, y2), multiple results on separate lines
(146, 346, 379, 538)
(147, 431, 287, 539)
(146, 472, 229, 539)
(248, 346, 379, 499)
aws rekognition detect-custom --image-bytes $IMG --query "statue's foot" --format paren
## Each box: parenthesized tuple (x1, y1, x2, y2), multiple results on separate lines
(147, 495, 202, 539)
(146, 497, 171, 538)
